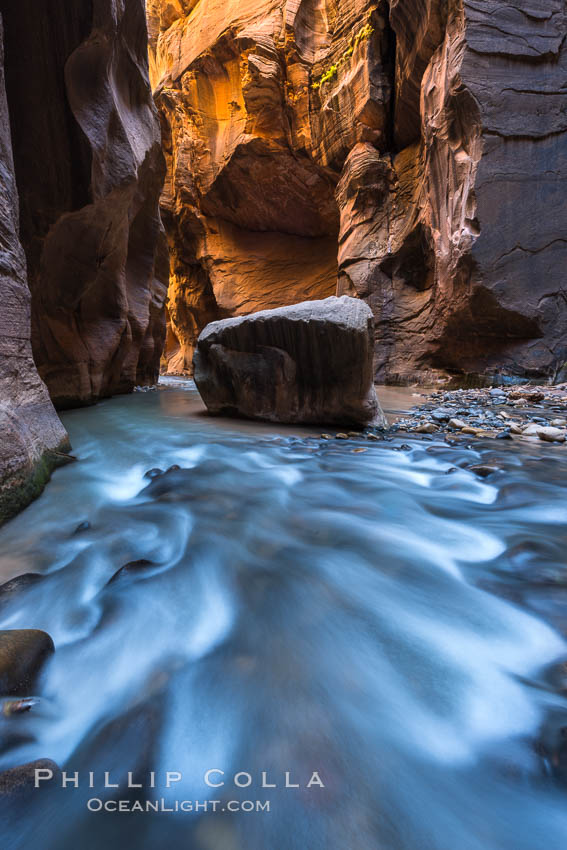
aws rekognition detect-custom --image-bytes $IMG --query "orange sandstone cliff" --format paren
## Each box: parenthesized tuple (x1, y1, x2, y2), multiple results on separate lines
(148, 0, 567, 383)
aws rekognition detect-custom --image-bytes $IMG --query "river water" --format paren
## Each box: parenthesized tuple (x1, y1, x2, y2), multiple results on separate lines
(1, 379, 567, 849)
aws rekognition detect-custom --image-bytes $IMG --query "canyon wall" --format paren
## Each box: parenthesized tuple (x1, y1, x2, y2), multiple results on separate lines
(352, 0, 567, 382)
(0, 16, 70, 524)
(149, 0, 567, 383)
(147, 0, 392, 372)
(0, 1, 167, 522)
(1, 0, 168, 407)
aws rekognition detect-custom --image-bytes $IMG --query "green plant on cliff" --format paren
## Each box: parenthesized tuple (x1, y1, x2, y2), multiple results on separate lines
(311, 23, 374, 91)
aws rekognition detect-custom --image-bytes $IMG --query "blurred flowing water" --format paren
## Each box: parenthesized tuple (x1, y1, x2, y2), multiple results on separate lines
(1, 379, 567, 849)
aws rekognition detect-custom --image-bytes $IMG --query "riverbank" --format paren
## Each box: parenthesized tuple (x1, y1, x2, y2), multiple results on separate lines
(394, 384, 567, 445)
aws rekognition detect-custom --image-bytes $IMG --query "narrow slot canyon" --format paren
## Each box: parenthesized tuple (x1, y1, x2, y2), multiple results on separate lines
(1, 0, 565, 519)
(0, 3, 567, 849)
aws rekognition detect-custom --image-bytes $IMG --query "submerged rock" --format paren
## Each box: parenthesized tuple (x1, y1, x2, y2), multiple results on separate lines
(0, 759, 60, 798)
(108, 559, 158, 586)
(469, 465, 501, 479)
(0, 574, 43, 609)
(2, 697, 38, 717)
(0, 630, 55, 696)
(193, 297, 385, 428)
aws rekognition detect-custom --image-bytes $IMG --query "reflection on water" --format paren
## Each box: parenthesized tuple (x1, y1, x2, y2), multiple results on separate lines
(1, 380, 567, 849)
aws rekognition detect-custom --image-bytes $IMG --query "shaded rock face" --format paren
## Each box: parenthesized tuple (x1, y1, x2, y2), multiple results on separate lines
(1, 0, 168, 407)
(341, 0, 567, 382)
(194, 296, 384, 426)
(0, 16, 70, 525)
(150, 0, 567, 384)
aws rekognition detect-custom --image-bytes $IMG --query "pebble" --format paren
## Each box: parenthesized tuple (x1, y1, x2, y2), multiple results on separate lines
(520, 424, 540, 436)
(538, 427, 566, 443)
(448, 418, 467, 430)
(509, 390, 545, 402)
(416, 423, 438, 434)
(335, 433, 349, 440)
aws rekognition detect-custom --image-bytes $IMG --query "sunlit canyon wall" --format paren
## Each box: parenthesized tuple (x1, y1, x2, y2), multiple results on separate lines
(148, 0, 567, 382)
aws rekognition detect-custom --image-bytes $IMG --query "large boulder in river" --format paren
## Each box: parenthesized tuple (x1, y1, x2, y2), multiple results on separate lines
(193, 296, 385, 427)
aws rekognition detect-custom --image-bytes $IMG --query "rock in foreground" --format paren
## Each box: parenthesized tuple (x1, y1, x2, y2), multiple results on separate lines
(193, 297, 385, 427)
(0, 759, 60, 801)
(0, 630, 54, 696)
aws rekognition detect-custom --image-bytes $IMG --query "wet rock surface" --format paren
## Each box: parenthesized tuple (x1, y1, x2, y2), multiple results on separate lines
(0, 630, 54, 696)
(194, 296, 385, 427)
(0, 759, 60, 798)
(0, 575, 43, 610)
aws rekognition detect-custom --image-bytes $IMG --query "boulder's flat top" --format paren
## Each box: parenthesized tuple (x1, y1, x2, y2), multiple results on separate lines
(199, 296, 373, 343)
